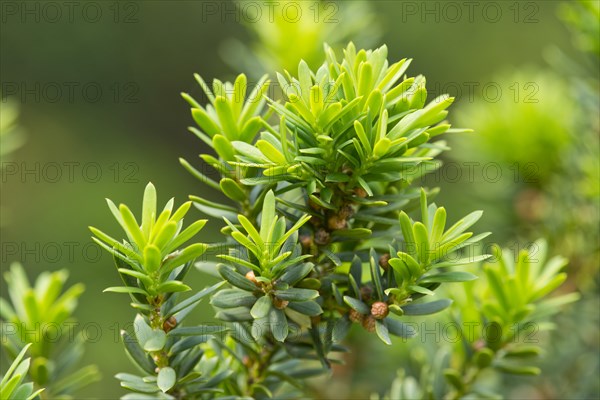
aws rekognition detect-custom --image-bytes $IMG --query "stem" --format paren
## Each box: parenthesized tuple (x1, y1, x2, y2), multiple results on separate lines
(148, 295, 170, 369)
(448, 344, 503, 399)
(246, 342, 278, 397)
(449, 366, 485, 400)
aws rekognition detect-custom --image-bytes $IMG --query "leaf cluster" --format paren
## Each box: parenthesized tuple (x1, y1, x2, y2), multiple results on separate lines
(380, 241, 578, 399)
(0, 344, 44, 400)
(0, 264, 100, 398)
(89, 42, 577, 399)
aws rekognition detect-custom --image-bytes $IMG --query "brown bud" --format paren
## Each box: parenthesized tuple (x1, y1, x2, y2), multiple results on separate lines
(309, 215, 323, 227)
(300, 234, 313, 249)
(371, 301, 389, 320)
(314, 228, 330, 246)
(362, 315, 376, 332)
(473, 339, 486, 351)
(379, 253, 391, 271)
(152, 355, 162, 370)
(360, 286, 373, 302)
(339, 203, 355, 219)
(327, 215, 347, 230)
(245, 270, 258, 285)
(162, 316, 177, 333)
(349, 309, 364, 324)
(242, 355, 252, 368)
(354, 187, 368, 198)
(273, 297, 289, 310)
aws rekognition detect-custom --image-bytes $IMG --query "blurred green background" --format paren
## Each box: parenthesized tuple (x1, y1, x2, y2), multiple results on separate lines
(1, 1, 597, 398)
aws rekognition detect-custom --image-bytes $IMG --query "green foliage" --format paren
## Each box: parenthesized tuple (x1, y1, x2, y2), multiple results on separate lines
(559, 0, 600, 57)
(2, 75, 97, 400)
(450, 10, 599, 294)
(339, 190, 489, 345)
(181, 73, 271, 154)
(451, 240, 578, 375)
(114, 302, 229, 399)
(214, 191, 320, 342)
(378, 241, 578, 399)
(454, 70, 573, 186)
(474, 240, 576, 328)
(523, 5, 600, 397)
(193, 323, 335, 398)
(221, 0, 380, 74)
(90, 182, 209, 301)
(1, 0, 589, 397)
(0, 264, 100, 398)
(425, 5, 599, 398)
(0, 344, 44, 400)
(233, 43, 460, 198)
(86, 42, 578, 399)
(451, 66, 598, 296)
(180, 74, 272, 217)
(90, 183, 236, 398)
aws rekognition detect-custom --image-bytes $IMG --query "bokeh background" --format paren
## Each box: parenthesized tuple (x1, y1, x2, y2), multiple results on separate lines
(1, 1, 598, 398)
